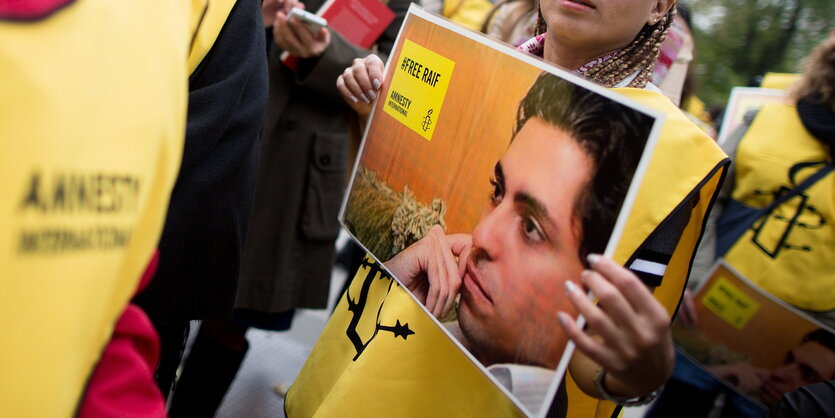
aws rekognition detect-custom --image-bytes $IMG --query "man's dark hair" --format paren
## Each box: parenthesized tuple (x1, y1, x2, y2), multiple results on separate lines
(514, 72, 654, 263)
(803, 329, 835, 353)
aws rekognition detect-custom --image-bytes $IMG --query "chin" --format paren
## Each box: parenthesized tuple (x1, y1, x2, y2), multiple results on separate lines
(759, 383, 785, 407)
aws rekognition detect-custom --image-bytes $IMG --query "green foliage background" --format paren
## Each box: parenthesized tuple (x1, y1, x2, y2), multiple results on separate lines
(686, 0, 833, 109)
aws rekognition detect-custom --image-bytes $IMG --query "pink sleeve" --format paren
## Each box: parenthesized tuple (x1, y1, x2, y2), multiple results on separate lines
(77, 251, 167, 418)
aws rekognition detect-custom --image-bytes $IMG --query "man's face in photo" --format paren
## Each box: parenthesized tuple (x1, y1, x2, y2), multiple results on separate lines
(457, 117, 592, 368)
(760, 340, 835, 405)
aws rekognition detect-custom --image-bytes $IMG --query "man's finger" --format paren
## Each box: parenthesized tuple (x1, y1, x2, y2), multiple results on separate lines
(445, 233, 472, 255)
(436, 232, 462, 317)
(424, 232, 444, 316)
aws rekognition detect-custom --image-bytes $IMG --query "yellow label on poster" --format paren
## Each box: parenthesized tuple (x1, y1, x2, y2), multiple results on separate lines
(701, 276, 760, 330)
(384, 39, 455, 141)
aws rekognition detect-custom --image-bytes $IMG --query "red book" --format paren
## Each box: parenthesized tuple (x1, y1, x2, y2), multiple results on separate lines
(282, 0, 396, 70)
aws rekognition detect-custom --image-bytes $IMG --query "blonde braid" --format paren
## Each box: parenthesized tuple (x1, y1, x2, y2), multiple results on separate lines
(536, 7, 676, 88)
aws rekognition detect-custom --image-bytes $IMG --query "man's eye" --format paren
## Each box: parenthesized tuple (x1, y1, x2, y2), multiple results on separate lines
(489, 178, 504, 204)
(522, 216, 544, 243)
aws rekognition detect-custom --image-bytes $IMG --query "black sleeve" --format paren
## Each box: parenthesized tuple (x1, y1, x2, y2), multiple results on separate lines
(135, 0, 269, 321)
(628, 195, 694, 288)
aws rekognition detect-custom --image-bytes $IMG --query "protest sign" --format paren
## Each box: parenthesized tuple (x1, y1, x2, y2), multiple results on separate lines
(674, 261, 835, 408)
(334, 5, 664, 416)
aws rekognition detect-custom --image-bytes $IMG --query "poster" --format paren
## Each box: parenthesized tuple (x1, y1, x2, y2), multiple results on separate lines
(716, 87, 785, 145)
(337, 6, 665, 416)
(673, 261, 835, 409)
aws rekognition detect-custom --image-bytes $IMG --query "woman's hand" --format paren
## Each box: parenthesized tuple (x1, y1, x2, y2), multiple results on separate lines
(384, 225, 472, 318)
(561, 254, 674, 398)
(273, 4, 331, 58)
(336, 54, 385, 117)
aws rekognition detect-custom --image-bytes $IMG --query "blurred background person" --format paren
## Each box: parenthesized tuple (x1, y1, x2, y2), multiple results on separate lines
(650, 33, 835, 418)
(165, 0, 409, 415)
(132, 0, 268, 406)
(480, 0, 539, 47)
(1, 1, 204, 416)
(422, 0, 493, 32)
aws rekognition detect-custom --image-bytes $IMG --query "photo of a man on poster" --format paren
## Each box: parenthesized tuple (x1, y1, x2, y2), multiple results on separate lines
(707, 328, 835, 407)
(343, 71, 657, 413)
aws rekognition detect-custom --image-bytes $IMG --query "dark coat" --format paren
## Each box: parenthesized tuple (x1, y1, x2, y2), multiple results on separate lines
(235, 0, 409, 313)
(134, 0, 268, 323)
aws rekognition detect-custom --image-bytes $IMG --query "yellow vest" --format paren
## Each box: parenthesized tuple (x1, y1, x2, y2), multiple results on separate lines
(565, 88, 729, 418)
(0, 0, 235, 415)
(286, 89, 729, 417)
(760, 72, 801, 91)
(442, 0, 493, 31)
(724, 103, 835, 311)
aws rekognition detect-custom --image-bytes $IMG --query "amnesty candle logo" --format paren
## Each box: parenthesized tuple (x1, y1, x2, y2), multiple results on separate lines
(346, 258, 415, 361)
(383, 40, 454, 141)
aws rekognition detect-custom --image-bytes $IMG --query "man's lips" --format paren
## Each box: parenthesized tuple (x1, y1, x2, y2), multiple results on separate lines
(463, 259, 492, 304)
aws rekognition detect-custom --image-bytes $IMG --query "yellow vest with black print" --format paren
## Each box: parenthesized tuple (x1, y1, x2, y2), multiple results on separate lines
(285, 89, 729, 417)
(0, 0, 234, 415)
(565, 88, 730, 418)
(724, 103, 835, 312)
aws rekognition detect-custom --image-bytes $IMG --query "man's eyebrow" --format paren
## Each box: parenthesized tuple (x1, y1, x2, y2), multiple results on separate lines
(514, 192, 558, 235)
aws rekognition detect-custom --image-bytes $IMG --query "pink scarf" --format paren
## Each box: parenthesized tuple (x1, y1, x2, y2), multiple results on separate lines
(517, 33, 618, 77)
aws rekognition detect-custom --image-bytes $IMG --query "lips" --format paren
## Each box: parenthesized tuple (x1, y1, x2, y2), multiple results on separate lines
(569, 0, 595, 8)
(560, 0, 596, 11)
(463, 259, 492, 305)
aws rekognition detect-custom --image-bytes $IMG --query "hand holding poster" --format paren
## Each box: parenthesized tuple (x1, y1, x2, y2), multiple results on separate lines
(673, 261, 835, 409)
(336, 5, 665, 416)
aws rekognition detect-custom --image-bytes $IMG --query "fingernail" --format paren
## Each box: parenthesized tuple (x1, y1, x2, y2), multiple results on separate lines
(360, 93, 370, 104)
(366, 89, 377, 100)
(349, 95, 358, 104)
(557, 312, 570, 327)
(565, 280, 578, 295)
(587, 254, 602, 265)
(581, 270, 592, 281)
(372, 79, 381, 89)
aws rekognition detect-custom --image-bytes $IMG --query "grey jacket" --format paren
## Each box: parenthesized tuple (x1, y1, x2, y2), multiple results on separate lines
(236, 0, 408, 313)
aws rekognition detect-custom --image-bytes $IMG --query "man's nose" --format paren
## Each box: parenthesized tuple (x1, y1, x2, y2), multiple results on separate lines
(471, 202, 509, 260)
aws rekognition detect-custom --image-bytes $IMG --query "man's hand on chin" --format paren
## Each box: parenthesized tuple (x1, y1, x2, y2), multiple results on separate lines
(384, 225, 472, 318)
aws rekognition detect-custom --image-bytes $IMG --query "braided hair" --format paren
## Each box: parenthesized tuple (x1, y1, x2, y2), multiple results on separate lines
(535, 6, 677, 88)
